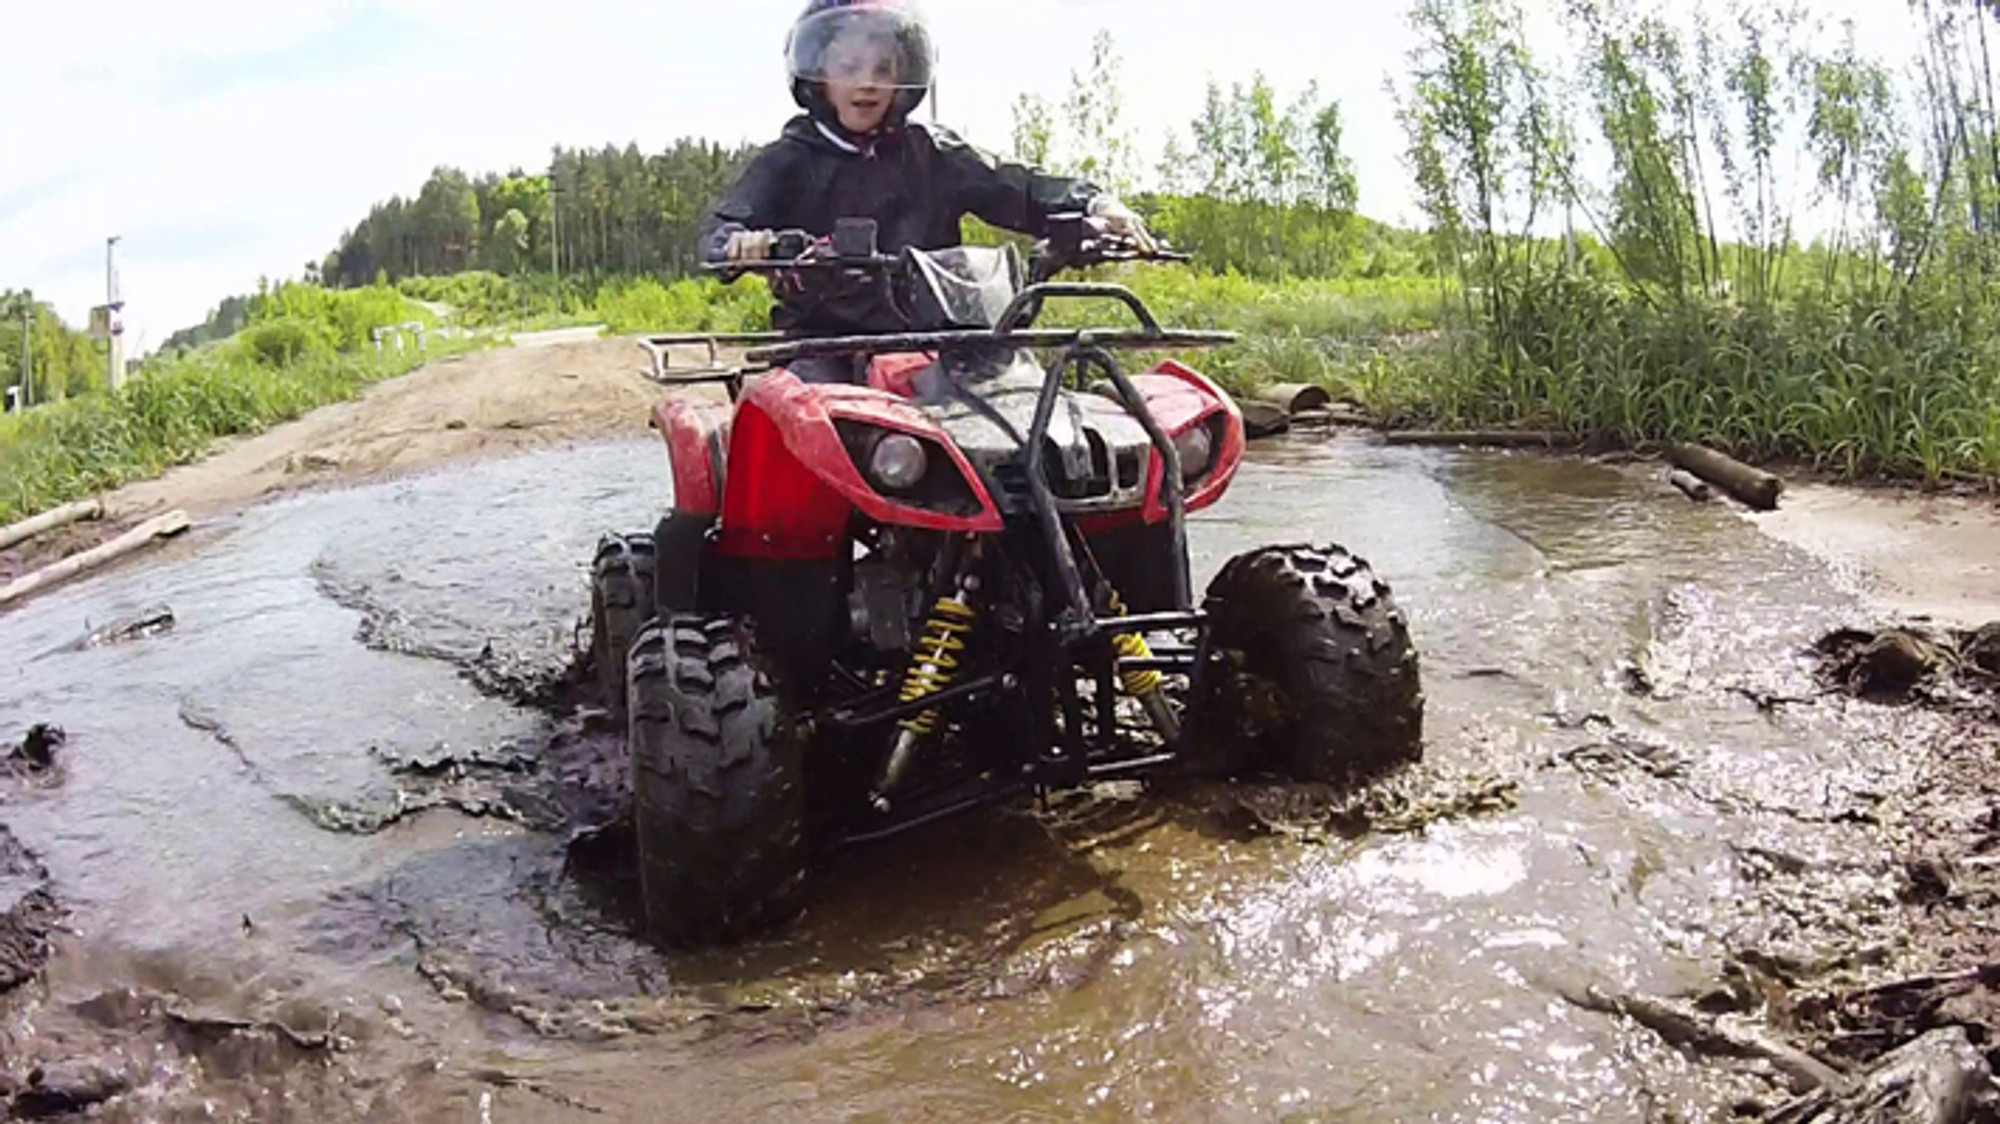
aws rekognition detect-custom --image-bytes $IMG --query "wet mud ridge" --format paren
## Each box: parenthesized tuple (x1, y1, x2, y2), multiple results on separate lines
(0, 825, 58, 998)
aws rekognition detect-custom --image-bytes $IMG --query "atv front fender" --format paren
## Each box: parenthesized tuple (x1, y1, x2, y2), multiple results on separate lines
(653, 397, 731, 516)
(1138, 359, 1246, 522)
(719, 373, 1002, 560)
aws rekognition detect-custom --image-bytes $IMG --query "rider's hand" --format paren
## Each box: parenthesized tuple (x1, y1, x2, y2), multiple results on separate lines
(725, 229, 779, 263)
(1088, 196, 1159, 254)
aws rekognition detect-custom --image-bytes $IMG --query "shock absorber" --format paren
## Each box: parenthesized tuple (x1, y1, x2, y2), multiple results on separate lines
(872, 592, 979, 810)
(1107, 588, 1182, 742)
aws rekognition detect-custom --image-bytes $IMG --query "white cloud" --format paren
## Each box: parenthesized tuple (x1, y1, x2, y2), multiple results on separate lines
(0, 0, 1937, 351)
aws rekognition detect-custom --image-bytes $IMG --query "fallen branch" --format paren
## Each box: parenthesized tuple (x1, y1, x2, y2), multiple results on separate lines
(1292, 406, 1378, 429)
(0, 511, 191, 609)
(1384, 430, 1563, 448)
(1668, 443, 1784, 511)
(1565, 985, 1846, 1092)
(0, 499, 105, 552)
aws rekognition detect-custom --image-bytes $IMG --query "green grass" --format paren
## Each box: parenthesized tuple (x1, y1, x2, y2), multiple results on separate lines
(0, 286, 483, 524)
(594, 276, 775, 336)
(1031, 268, 1451, 398)
(1341, 273, 2000, 484)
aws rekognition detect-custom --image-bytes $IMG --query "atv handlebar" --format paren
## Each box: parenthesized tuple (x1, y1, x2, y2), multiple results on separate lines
(1029, 214, 1190, 283)
(704, 228, 901, 276)
(705, 216, 1190, 281)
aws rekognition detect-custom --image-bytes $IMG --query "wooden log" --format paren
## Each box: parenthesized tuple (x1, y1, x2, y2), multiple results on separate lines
(0, 499, 105, 552)
(1241, 401, 1292, 440)
(1668, 443, 1784, 511)
(1254, 383, 1333, 416)
(1384, 430, 1561, 448)
(1669, 469, 1715, 502)
(1292, 406, 1378, 429)
(0, 511, 191, 608)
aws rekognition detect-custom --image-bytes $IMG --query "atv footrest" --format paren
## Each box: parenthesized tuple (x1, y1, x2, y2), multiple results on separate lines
(1099, 611, 1205, 637)
(1114, 655, 1198, 674)
(824, 673, 1012, 731)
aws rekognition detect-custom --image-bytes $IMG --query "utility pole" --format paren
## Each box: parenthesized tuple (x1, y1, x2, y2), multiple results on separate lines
(105, 236, 125, 391)
(18, 308, 30, 411)
(550, 184, 562, 284)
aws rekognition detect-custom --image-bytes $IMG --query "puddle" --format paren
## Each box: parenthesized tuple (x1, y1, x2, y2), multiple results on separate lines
(0, 434, 1954, 1120)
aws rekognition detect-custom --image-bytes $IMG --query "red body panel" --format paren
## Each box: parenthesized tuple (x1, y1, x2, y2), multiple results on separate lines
(1073, 360, 1245, 534)
(654, 358, 1242, 560)
(866, 352, 935, 398)
(1140, 359, 1246, 522)
(716, 372, 1004, 560)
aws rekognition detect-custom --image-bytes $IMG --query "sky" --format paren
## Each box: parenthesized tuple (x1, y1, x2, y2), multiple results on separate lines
(0, 0, 1923, 353)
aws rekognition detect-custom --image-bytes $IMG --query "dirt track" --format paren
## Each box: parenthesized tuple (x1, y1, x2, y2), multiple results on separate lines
(112, 328, 667, 520)
(1, 329, 687, 585)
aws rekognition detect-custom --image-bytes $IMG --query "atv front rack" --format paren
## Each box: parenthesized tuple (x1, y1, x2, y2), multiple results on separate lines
(637, 332, 786, 385)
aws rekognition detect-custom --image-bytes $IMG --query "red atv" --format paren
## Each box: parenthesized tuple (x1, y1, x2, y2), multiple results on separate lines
(591, 217, 1423, 946)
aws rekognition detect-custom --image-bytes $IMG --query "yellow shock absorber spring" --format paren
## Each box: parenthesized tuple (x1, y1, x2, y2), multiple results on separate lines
(1105, 589, 1164, 699)
(898, 598, 979, 736)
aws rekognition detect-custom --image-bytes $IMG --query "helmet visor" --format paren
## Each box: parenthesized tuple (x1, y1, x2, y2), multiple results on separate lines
(787, 7, 934, 91)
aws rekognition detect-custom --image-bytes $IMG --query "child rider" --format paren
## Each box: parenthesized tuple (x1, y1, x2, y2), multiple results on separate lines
(700, 0, 1157, 382)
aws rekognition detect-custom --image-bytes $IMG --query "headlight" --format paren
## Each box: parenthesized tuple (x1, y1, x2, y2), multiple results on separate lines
(869, 433, 930, 492)
(1173, 425, 1214, 481)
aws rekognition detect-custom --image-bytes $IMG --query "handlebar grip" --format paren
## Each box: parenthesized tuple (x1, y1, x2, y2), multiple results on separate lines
(773, 230, 813, 259)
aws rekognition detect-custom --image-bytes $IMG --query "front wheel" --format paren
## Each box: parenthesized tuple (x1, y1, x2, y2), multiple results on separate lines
(1190, 544, 1424, 784)
(629, 616, 807, 947)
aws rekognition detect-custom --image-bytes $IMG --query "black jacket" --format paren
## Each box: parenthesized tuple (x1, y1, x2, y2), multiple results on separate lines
(702, 116, 1099, 335)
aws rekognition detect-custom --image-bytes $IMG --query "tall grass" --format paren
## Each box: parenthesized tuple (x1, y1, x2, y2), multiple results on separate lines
(1033, 268, 1449, 396)
(397, 272, 599, 330)
(1384, 0, 2000, 485)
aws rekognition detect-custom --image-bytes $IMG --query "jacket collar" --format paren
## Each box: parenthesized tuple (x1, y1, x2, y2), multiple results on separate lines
(814, 119, 866, 155)
(784, 114, 910, 159)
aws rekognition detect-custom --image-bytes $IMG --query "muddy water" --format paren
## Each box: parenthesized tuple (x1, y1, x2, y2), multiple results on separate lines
(0, 435, 1943, 1121)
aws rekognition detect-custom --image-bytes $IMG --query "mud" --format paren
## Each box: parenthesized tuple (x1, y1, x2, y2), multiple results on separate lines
(1755, 482, 2000, 628)
(0, 827, 57, 996)
(2, 433, 2000, 1119)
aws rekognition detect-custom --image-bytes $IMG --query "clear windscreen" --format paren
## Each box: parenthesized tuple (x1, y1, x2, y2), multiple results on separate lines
(902, 247, 1024, 330)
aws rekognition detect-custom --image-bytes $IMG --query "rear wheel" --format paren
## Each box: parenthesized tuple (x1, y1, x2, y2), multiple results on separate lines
(629, 616, 807, 946)
(1191, 544, 1423, 784)
(590, 533, 656, 717)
